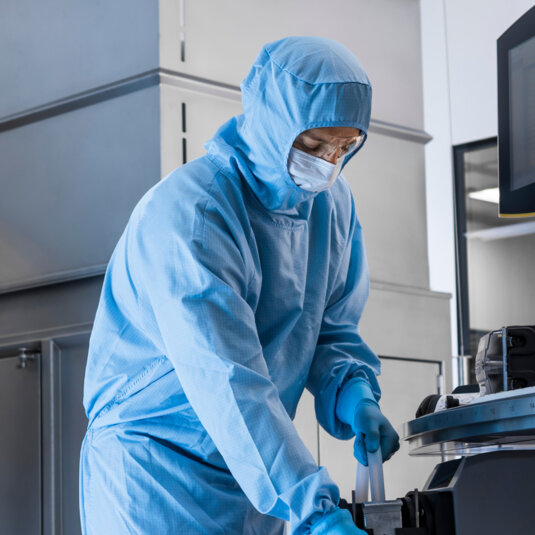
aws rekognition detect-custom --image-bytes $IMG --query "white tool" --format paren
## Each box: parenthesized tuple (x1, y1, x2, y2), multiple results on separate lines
(367, 447, 385, 502)
(351, 446, 386, 524)
(354, 446, 385, 503)
(355, 462, 369, 503)
(352, 446, 405, 534)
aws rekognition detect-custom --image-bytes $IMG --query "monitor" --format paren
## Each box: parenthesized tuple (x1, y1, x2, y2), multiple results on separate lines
(497, 5, 535, 217)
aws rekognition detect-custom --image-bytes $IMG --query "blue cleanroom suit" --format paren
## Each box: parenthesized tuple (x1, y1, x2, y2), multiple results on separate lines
(80, 36, 382, 534)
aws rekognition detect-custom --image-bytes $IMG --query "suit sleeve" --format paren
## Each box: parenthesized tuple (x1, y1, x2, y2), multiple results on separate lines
(306, 195, 381, 440)
(128, 192, 338, 534)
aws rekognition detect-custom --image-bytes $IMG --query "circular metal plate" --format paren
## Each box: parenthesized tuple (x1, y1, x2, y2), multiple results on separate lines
(402, 391, 535, 456)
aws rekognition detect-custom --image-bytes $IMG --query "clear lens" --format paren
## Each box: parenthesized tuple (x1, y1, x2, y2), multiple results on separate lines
(341, 134, 365, 156)
(293, 133, 365, 160)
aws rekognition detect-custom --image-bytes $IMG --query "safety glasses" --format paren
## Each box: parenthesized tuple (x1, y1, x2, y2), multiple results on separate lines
(292, 132, 365, 161)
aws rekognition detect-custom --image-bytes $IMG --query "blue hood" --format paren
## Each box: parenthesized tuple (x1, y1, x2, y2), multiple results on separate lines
(205, 36, 372, 213)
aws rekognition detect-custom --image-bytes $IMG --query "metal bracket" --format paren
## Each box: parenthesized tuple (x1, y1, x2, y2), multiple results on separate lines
(362, 500, 404, 535)
(16, 347, 39, 369)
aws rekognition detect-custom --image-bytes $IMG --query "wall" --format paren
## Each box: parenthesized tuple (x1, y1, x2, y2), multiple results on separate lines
(444, 0, 535, 145)
(463, 145, 535, 331)
(468, 234, 535, 329)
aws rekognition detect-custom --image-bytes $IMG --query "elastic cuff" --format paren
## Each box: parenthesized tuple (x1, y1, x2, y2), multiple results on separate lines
(335, 377, 378, 426)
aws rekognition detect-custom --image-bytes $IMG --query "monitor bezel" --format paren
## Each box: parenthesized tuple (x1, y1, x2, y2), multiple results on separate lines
(497, 5, 535, 217)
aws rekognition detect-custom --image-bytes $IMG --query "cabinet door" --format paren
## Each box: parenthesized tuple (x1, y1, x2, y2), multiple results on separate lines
(56, 335, 90, 535)
(160, 83, 242, 177)
(160, 0, 423, 129)
(319, 358, 441, 501)
(343, 132, 429, 290)
(0, 350, 41, 535)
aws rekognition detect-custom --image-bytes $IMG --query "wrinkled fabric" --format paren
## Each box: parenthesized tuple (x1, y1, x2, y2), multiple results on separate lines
(310, 508, 367, 535)
(81, 36, 381, 535)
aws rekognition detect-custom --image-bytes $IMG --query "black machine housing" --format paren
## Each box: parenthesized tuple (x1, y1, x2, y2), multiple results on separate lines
(342, 450, 535, 534)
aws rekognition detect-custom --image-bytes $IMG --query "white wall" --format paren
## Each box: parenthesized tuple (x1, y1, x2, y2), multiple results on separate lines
(420, 0, 534, 382)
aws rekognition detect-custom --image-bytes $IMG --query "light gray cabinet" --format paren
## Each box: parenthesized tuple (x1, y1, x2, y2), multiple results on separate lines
(343, 132, 429, 290)
(0, 277, 99, 535)
(160, 82, 242, 177)
(0, 348, 41, 535)
(0, 334, 90, 535)
(0, 86, 161, 293)
(0, 0, 158, 117)
(379, 358, 443, 499)
(56, 335, 90, 535)
(159, 0, 424, 129)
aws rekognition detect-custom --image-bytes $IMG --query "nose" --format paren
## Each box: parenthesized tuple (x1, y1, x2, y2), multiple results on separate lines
(322, 147, 342, 164)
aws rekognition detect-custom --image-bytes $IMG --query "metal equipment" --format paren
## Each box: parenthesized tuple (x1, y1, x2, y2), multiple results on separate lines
(342, 391, 535, 533)
(341, 325, 535, 534)
(475, 325, 535, 395)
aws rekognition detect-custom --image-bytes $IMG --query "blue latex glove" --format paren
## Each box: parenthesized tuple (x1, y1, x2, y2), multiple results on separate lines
(310, 508, 367, 534)
(336, 378, 400, 466)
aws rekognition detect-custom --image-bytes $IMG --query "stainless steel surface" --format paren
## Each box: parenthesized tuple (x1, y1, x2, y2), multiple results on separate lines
(0, 279, 99, 535)
(0, 84, 160, 293)
(362, 500, 403, 535)
(0, 0, 158, 117)
(403, 389, 535, 455)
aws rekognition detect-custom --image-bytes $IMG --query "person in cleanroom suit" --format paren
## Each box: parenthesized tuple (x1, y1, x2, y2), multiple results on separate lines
(80, 36, 399, 534)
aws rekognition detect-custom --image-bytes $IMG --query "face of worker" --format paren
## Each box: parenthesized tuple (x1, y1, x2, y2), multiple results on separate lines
(292, 127, 363, 164)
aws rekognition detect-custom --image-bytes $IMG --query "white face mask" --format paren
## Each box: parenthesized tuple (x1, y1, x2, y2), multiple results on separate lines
(287, 148, 344, 192)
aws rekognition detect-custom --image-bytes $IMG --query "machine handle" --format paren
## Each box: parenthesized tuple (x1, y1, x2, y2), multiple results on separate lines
(355, 445, 385, 503)
(368, 447, 385, 502)
(355, 462, 369, 503)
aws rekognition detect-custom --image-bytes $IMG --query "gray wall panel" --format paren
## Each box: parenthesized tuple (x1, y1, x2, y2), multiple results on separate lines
(160, 0, 424, 129)
(345, 132, 430, 290)
(57, 335, 90, 535)
(468, 234, 535, 330)
(160, 83, 242, 176)
(0, 277, 102, 342)
(0, 86, 160, 293)
(0, 0, 158, 117)
(363, 284, 452, 367)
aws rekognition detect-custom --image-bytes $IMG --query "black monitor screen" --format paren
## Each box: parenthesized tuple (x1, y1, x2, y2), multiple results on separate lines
(509, 34, 535, 191)
(498, 5, 535, 216)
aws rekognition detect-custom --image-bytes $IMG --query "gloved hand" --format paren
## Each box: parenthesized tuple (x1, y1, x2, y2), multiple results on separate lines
(336, 378, 399, 466)
(310, 507, 368, 534)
